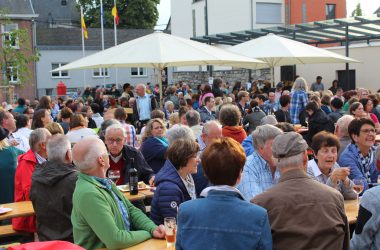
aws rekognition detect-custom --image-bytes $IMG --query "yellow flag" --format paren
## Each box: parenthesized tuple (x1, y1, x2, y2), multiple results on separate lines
(112, 6, 119, 25)
(81, 15, 88, 39)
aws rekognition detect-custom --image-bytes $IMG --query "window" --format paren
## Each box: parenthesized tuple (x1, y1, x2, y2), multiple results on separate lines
(51, 63, 69, 78)
(93, 68, 109, 77)
(61, 0, 67, 6)
(256, 3, 282, 24)
(46, 88, 53, 96)
(7, 66, 19, 83)
(131, 67, 147, 77)
(1, 23, 19, 48)
(326, 4, 336, 20)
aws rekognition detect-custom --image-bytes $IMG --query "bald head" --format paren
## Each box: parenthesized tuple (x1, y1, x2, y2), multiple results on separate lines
(202, 121, 222, 146)
(72, 136, 108, 172)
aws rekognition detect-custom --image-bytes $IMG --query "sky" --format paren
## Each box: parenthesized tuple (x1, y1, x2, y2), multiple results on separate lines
(155, 0, 380, 30)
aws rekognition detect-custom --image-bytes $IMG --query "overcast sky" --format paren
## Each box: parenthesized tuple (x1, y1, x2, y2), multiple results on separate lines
(155, 0, 380, 30)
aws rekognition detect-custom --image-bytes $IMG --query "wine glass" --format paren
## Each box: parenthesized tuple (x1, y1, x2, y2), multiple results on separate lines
(108, 170, 120, 184)
(353, 178, 364, 207)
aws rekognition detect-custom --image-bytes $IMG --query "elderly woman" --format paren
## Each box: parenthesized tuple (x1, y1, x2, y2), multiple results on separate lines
(150, 138, 200, 225)
(66, 114, 97, 144)
(176, 138, 272, 249)
(219, 104, 247, 143)
(31, 108, 52, 129)
(349, 102, 364, 119)
(289, 77, 309, 124)
(338, 118, 379, 191)
(0, 127, 24, 204)
(140, 118, 168, 173)
(307, 131, 356, 200)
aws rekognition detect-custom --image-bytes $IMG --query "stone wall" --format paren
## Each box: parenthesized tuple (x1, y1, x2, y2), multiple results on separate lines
(172, 68, 271, 85)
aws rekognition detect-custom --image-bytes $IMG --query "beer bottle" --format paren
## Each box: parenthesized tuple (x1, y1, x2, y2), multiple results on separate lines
(129, 158, 138, 195)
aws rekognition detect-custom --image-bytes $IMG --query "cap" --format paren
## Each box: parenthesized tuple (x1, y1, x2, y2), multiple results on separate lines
(272, 132, 308, 159)
(0, 127, 9, 141)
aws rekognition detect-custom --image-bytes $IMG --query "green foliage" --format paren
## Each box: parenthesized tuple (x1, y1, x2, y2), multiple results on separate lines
(0, 11, 40, 86)
(351, 3, 363, 17)
(77, 0, 159, 29)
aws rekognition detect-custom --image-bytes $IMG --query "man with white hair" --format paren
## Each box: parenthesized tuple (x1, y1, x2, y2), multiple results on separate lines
(30, 134, 77, 242)
(71, 136, 165, 249)
(237, 125, 283, 200)
(13, 128, 52, 233)
(335, 115, 354, 158)
(133, 83, 158, 133)
(165, 124, 195, 144)
(186, 110, 203, 138)
(252, 132, 349, 250)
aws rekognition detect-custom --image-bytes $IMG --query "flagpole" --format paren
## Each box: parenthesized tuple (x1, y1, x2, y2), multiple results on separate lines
(113, 0, 118, 89)
(100, 0, 105, 88)
(80, 6, 86, 90)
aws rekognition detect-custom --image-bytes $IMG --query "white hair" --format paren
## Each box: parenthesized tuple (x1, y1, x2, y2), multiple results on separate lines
(336, 115, 354, 137)
(166, 124, 195, 144)
(292, 77, 308, 92)
(105, 123, 127, 137)
(202, 120, 221, 135)
(252, 125, 283, 151)
(73, 136, 107, 171)
(29, 128, 51, 152)
(164, 101, 174, 110)
(276, 152, 305, 169)
(47, 134, 71, 162)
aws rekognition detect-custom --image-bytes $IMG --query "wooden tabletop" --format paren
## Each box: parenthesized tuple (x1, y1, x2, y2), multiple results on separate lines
(344, 199, 359, 224)
(125, 239, 172, 250)
(123, 192, 147, 201)
(0, 201, 34, 220)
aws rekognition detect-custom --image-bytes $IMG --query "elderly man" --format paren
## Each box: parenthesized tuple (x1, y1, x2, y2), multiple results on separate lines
(30, 134, 77, 242)
(185, 110, 203, 138)
(335, 115, 354, 158)
(264, 91, 279, 114)
(133, 83, 158, 132)
(338, 118, 379, 191)
(13, 128, 52, 233)
(0, 110, 29, 151)
(71, 136, 165, 249)
(237, 125, 283, 200)
(165, 124, 195, 145)
(193, 121, 222, 196)
(252, 132, 349, 250)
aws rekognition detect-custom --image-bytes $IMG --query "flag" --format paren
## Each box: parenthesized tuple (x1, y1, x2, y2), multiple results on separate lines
(112, 6, 119, 25)
(81, 15, 88, 39)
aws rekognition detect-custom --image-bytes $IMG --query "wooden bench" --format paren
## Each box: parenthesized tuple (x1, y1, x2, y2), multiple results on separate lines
(0, 225, 21, 237)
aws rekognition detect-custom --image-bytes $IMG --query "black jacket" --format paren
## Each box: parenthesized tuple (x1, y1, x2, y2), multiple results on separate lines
(30, 161, 78, 242)
(133, 94, 158, 122)
(307, 109, 335, 145)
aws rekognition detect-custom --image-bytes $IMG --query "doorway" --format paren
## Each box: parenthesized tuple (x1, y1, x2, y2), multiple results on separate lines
(337, 70, 355, 91)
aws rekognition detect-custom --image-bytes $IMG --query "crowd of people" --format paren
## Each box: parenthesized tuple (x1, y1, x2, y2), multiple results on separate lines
(0, 76, 380, 249)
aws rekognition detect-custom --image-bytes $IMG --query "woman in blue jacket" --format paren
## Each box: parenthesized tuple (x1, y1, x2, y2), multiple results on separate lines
(150, 139, 200, 225)
(176, 138, 272, 250)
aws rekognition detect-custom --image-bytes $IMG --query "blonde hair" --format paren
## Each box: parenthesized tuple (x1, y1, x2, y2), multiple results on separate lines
(0, 139, 9, 150)
(45, 122, 64, 135)
(142, 118, 166, 141)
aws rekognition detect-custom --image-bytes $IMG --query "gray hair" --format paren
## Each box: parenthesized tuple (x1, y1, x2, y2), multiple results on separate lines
(164, 101, 174, 110)
(98, 119, 121, 141)
(336, 115, 354, 137)
(252, 125, 283, 151)
(29, 128, 51, 152)
(73, 136, 107, 171)
(47, 134, 71, 162)
(276, 152, 305, 169)
(166, 124, 195, 144)
(292, 77, 308, 92)
(260, 115, 278, 125)
(105, 123, 127, 137)
(185, 110, 200, 127)
(202, 120, 221, 135)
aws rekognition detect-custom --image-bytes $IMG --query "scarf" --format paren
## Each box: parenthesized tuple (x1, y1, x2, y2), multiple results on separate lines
(352, 144, 376, 183)
(155, 136, 169, 148)
(93, 176, 130, 230)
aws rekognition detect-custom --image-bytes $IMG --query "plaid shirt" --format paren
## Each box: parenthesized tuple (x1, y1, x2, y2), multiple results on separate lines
(122, 123, 137, 148)
(237, 152, 280, 200)
(289, 90, 308, 124)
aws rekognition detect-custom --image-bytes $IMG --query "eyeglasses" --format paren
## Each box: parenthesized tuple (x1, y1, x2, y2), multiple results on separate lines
(105, 138, 123, 144)
(360, 129, 376, 135)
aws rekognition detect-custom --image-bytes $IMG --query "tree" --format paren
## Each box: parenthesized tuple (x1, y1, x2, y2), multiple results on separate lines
(77, 0, 159, 29)
(351, 3, 363, 17)
(0, 13, 40, 87)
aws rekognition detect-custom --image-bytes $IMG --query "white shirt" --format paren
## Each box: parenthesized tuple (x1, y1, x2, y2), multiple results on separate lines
(66, 128, 98, 144)
(14, 127, 32, 139)
(8, 133, 29, 152)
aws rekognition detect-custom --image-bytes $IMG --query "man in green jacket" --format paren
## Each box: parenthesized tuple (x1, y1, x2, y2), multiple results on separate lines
(71, 136, 165, 250)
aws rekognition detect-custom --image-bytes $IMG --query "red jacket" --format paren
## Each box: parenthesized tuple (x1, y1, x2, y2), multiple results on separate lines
(12, 149, 37, 232)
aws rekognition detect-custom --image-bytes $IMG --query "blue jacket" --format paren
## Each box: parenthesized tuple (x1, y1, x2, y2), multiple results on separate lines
(176, 190, 272, 250)
(140, 136, 167, 174)
(242, 135, 255, 157)
(338, 143, 379, 191)
(150, 160, 191, 225)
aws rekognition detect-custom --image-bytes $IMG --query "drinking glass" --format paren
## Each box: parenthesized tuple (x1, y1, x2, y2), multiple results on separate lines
(164, 217, 177, 248)
(108, 170, 120, 184)
(377, 175, 380, 184)
(353, 178, 364, 207)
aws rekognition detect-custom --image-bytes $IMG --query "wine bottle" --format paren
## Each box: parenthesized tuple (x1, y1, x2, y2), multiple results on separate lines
(129, 158, 138, 195)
